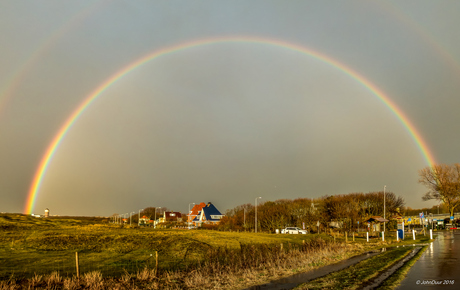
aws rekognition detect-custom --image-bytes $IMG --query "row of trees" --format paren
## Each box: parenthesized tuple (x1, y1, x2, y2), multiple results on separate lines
(218, 191, 405, 232)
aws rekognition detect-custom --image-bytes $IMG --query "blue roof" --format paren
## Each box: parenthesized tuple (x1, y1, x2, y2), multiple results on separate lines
(202, 203, 223, 221)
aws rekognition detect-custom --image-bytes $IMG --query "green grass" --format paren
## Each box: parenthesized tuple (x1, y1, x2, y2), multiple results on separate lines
(294, 246, 416, 290)
(0, 214, 334, 279)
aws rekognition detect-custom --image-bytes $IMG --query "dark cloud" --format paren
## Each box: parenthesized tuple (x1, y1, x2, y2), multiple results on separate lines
(1, 1, 458, 216)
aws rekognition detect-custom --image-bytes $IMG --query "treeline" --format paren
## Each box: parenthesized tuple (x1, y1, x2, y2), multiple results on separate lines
(218, 191, 405, 232)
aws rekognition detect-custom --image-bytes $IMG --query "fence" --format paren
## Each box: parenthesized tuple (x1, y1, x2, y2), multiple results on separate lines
(0, 251, 157, 279)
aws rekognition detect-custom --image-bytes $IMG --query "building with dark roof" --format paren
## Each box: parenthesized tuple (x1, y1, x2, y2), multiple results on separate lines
(192, 202, 224, 226)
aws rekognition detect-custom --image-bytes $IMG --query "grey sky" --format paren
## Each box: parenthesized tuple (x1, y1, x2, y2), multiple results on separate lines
(1, 1, 459, 216)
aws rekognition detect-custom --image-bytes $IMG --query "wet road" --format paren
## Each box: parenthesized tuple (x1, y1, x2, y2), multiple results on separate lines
(397, 231, 459, 289)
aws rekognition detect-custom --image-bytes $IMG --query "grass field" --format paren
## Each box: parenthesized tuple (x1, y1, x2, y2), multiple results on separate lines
(0, 214, 434, 289)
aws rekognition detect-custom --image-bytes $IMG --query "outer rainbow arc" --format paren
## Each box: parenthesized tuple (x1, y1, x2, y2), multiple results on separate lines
(24, 36, 436, 214)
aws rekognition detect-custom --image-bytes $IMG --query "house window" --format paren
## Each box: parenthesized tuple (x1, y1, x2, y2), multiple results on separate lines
(211, 215, 222, 220)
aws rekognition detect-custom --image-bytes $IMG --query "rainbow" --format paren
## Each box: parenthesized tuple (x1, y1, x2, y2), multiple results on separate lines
(24, 36, 437, 214)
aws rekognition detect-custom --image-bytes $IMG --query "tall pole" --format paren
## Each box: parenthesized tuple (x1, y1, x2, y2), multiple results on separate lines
(130, 212, 135, 226)
(384, 185, 386, 232)
(188, 203, 195, 227)
(154, 207, 161, 228)
(255, 197, 261, 233)
(244, 208, 246, 229)
(138, 209, 143, 226)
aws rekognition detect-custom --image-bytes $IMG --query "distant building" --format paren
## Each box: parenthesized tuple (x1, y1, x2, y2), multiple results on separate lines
(158, 212, 183, 223)
(192, 202, 224, 226)
(44, 208, 50, 218)
(139, 215, 150, 225)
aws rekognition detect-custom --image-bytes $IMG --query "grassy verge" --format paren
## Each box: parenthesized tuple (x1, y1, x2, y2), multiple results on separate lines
(294, 246, 416, 290)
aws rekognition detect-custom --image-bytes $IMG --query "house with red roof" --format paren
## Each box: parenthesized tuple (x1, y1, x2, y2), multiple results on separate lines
(191, 202, 224, 226)
(188, 202, 207, 225)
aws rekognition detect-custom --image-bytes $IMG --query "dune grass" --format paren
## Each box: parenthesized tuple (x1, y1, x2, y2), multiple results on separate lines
(0, 214, 434, 289)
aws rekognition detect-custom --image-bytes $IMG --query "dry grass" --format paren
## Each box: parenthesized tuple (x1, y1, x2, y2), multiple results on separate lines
(2, 237, 360, 289)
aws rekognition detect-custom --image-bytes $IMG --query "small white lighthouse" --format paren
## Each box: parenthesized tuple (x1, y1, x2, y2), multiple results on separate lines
(44, 208, 50, 218)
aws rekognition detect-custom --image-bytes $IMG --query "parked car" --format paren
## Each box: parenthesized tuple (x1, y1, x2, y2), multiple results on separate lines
(284, 227, 308, 234)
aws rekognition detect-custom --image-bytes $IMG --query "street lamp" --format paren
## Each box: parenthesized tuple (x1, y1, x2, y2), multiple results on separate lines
(188, 203, 195, 227)
(154, 207, 161, 229)
(255, 197, 261, 233)
(383, 185, 386, 232)
(138, 209, 144, 226)
(130, 212, 135, 226)
(244, 207, 246, 230)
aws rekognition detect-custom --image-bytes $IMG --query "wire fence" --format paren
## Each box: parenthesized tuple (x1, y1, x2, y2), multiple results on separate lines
(0, 251, 155, 279)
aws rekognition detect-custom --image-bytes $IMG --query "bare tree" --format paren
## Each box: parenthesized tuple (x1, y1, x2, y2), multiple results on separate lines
(419, 164, 460, 217)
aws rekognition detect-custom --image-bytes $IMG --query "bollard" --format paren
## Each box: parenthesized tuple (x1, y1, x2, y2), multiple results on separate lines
(396, 230, 399, 241)
(382, 231, 384, 242)
(430, 229, 433, 240)
(366, 232, 369, 242)
(345, 232, 348, 243)
(412, 229, 415, 240)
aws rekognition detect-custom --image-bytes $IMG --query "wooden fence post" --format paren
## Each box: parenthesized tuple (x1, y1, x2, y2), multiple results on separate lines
(155, 251, 159, 274)
(75, 252, 80, 279)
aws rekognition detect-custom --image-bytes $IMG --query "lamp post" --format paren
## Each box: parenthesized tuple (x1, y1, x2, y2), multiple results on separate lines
(188, 203, 195, 227)
(138, 209, 143, 226)
(154, 207, 161, 229)
(384, 185, 386, 232)
(255, 197, 261, 233)
(244, 207, 246, 230)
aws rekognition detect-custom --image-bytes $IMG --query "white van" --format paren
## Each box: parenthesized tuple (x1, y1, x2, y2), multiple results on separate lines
(284, 227, 308, 234)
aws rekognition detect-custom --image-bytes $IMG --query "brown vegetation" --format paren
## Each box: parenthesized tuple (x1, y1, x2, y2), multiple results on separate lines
(219, 192, 405, 233)
(0, 237, 358, 290)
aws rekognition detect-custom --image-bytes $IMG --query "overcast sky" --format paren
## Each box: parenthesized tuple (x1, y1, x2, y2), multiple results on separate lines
(1, 1, 459, 216)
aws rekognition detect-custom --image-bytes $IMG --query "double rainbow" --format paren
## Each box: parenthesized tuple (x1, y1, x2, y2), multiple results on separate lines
(24, 36, 436, 214)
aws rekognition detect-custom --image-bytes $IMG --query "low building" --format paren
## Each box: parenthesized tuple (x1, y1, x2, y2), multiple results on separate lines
(365, 216, 389, 232)
(158, 212, 182, 223)
(139, 215, 150, 225)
